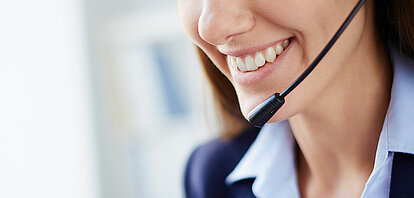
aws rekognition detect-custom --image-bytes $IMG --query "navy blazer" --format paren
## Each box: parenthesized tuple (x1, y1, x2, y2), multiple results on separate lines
(184, 128, 414, 198)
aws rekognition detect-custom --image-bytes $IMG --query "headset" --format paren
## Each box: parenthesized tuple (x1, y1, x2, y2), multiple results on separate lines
(247, 0, 367, 128)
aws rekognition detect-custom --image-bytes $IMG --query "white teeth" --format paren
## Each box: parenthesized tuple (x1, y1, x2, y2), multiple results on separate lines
(265, 47, 276, 63)
(227, 56, 236, 69)
(230, 39, 290, 72)
(230, 57, 237, 69)
(227, 56, 233, 69)
(275, 44, 283, 55)
(282, 40, 290, 49)
(245, 55, 258, 70)
(255, 52, 265, 67)
(236, 57, 247, 71)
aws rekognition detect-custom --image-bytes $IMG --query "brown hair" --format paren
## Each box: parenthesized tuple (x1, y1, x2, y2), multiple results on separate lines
(197, 47, 250, 139)
(198, 0, 414, 138)
(375, 0, 414, 57)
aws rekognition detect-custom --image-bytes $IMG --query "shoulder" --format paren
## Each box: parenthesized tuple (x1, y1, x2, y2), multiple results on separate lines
(184, 127, 259, 198)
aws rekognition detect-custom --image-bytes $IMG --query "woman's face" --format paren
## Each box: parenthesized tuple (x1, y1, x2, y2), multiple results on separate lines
(178, 0, 369, 122)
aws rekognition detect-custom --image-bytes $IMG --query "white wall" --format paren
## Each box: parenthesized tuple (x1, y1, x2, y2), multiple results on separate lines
(0, 1, 99, 198)
(84, 2, 215, 197)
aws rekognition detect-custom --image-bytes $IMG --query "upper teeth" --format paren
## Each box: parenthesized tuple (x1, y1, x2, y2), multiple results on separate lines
(227, 39, 290, 72)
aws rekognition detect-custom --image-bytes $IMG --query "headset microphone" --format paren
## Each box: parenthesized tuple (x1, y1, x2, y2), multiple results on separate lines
(247, 0, 366, 128)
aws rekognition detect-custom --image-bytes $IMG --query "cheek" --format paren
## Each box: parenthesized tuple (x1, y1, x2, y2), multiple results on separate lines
(266, 1, 366, 122)
(254, 0, 333, 65)
(236, 1, 362, 121)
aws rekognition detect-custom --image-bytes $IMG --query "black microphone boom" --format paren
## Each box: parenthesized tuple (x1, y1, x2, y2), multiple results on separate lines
(247, 0, 366, 128)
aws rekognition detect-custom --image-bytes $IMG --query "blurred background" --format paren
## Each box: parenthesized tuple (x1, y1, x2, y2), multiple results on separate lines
(1, 0, 217, 197)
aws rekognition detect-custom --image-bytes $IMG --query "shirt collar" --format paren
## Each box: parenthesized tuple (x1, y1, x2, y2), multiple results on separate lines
(225, 45, 414, 196)
(386, 45, 414, 154)
(225, 121, 300, 197)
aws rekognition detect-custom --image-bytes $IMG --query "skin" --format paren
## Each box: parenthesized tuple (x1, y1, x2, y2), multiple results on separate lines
(178, 0, 393, 197)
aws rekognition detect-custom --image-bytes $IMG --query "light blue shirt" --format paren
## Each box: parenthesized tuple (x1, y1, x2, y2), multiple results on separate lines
(225, 45, 414, 198)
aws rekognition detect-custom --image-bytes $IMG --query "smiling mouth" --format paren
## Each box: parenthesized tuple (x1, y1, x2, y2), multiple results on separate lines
(226, 38, 292, 72)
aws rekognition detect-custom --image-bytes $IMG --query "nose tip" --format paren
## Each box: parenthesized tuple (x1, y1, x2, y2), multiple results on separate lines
(198, 2, 255, 46)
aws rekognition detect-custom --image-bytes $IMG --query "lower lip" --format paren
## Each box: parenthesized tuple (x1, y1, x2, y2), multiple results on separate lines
(229, 38, 295, 85)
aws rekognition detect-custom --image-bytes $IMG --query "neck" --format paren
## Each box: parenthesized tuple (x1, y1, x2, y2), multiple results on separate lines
(288, 18, 393, 197)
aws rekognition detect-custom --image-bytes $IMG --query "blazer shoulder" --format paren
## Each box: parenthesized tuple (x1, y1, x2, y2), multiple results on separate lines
(184, 127, 259, 198)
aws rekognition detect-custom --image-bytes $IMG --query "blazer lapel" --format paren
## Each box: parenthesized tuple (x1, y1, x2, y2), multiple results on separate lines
(389, 152, 414, 198)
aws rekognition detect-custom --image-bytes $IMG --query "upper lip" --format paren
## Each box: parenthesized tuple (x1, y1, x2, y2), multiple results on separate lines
(218, 37, 292, 57)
